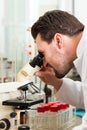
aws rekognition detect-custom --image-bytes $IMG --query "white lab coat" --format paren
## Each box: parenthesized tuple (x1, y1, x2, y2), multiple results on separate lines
(55, 25, 87, 130)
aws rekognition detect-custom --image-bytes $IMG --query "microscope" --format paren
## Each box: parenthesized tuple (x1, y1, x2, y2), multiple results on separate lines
(17, 53, 43, 82)
(0, 53, 45, 130)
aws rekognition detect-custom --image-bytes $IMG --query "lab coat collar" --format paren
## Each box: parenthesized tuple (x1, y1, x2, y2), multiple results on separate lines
(76, 25, 87, 58)
(73, 26, 87, 75)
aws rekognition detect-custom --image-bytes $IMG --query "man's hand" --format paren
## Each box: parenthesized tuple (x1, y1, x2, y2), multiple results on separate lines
(35, 65, 63, 91)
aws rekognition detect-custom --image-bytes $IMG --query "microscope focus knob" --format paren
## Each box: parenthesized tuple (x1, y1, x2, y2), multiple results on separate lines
(0, 118, 10, 130)
(18, 125, 30, 130)
(10, 112, 17, 118)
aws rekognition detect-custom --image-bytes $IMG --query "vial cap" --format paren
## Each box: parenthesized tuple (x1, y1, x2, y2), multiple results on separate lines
(41, 104, 50, 111)
(50, 105, 58, 112)
(37, 106, 45, 112)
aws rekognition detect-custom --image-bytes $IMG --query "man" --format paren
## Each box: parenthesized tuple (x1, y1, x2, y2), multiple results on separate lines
(31, 10, 87, 130)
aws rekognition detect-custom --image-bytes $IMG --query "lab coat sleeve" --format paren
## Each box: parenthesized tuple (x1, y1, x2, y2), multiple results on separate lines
(55, 77, 84, 109)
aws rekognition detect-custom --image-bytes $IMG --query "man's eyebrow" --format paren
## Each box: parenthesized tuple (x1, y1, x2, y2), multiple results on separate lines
(38, 51, 44, 56)
(38, 50, 41, 53)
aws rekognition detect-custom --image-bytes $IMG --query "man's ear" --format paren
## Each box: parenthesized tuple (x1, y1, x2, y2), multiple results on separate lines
(54, 33, 63, 49)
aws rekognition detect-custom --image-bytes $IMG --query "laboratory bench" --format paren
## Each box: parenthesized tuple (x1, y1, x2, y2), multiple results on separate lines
(66, 116, 82, 130)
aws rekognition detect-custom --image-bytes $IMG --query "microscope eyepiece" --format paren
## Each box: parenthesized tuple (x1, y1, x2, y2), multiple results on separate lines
(29, 53, 43, 67)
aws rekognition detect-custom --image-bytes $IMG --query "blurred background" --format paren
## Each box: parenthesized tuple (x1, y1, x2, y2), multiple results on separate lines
(0, 0, 86, 83)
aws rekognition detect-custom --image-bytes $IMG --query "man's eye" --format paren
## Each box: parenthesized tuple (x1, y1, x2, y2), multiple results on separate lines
(39, 51, 44, 56)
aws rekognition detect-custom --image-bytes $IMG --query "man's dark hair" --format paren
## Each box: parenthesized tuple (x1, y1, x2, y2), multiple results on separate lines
(31, 10, 84, 43)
